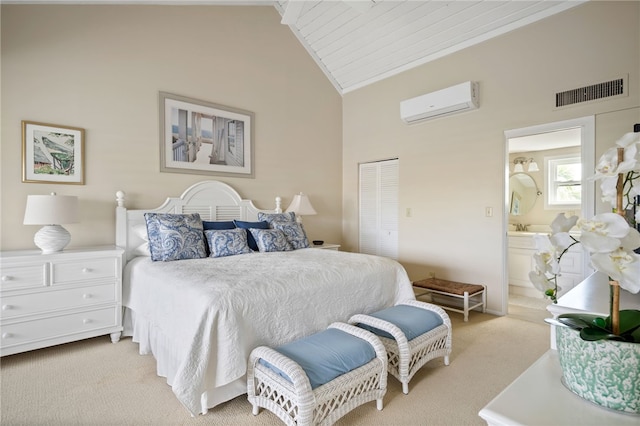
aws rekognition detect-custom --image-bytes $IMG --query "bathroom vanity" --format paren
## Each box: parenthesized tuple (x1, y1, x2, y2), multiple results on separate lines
(508, 231, 584, 298)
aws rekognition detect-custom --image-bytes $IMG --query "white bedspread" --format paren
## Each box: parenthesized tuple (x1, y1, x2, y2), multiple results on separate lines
(123, 248, 414, 415)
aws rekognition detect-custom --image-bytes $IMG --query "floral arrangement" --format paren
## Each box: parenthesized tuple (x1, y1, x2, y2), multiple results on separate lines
(529, 130, 640, 343)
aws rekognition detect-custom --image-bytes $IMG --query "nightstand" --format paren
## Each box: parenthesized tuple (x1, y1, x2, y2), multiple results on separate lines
(311, 243, 340, 251)
(0, 246, 124, 356)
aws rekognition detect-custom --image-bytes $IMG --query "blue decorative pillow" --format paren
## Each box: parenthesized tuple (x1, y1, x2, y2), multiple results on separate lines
(249, 228, 293, 252)
(144, 213, 207, 262)
(202, 221, 236, 230)
(273, 221, 310, 250)
(204, 228, 252, 258)
(257, 211, 296, 225)
(233, 220, 269, 251)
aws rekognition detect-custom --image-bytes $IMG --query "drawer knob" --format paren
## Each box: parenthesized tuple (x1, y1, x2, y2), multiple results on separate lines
(83, 318, 92, 324)
(83, 294, 91, 299)
(82, 268, 92, 273)
(1, 332, 12, 339)
(1, 275, 12, 282)
(1, 304, 12, 311)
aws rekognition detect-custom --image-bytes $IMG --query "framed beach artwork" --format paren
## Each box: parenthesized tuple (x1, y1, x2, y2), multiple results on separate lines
(22, 121, 85, 184)
(159, 92, 254, 178)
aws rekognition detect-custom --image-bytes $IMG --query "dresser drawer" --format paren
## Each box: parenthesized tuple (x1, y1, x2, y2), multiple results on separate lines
(1, 307, 118, 349)
(52, 258, 118, 285)
(0, 264, 46, 291)
(1, 284, 116, 319)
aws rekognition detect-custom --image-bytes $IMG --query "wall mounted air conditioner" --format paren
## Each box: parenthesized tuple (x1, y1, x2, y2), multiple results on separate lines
(400, 81, 479, 124)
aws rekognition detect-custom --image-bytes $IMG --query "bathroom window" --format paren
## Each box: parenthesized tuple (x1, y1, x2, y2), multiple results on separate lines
(545, 155, 581, 208)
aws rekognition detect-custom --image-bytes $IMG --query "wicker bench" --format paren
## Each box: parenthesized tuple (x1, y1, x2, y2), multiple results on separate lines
(349, 300, 452, 394)
(413, 277, 486, 322)
(247, 322, 387, 426)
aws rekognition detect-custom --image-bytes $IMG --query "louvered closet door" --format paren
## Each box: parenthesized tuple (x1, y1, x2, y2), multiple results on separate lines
(359, 159, 398, 259)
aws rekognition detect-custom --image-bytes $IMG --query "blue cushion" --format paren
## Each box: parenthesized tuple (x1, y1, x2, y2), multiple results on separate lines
(204, 228, 251, 258)
(233, 220, 269, 251)
(257, 211, 296, 225)
(261, 328, 376, 389)
(250, 228, 293, 252)
(272, 221, 310, 250)
(357, 305, 443, 341)
(202, 220, 236, 230)
(144, 213, 207, 262)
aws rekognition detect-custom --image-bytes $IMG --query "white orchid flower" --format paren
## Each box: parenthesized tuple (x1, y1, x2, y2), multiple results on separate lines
(532, 234, 560, 274)
(550, 232, 575, 252)
(590, 248, 640, 294)
(529, 269, 554, 292)
(599, 177, 618, 206)
(620, 227, 640, 251)
(593, 144, 637, 179)
(549, 213, 578, 251)
(614, 131, 640, 149)
(550, 212, 578, 234)
(578, 213, 631, 253)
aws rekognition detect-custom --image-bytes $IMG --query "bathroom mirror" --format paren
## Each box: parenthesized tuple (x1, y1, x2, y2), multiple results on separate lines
(509, 173, 540, 216)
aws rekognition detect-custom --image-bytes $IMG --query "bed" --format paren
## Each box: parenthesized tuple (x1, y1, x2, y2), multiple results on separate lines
(115, 180, 415, 416)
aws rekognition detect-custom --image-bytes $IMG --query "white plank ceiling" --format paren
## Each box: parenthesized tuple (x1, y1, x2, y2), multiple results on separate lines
(275, 0, 587, 94)
(8, 0, 587, 94)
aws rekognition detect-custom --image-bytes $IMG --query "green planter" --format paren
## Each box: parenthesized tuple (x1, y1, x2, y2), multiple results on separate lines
(556, 325, 640, 414)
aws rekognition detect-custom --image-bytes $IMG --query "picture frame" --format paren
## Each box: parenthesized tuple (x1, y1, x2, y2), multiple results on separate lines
(510, 191, 522, 215)
(159, 92, 254, 178)
(22, 121, 85, 184)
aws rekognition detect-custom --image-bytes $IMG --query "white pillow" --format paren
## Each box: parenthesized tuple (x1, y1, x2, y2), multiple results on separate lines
(131, 224, 150, 256)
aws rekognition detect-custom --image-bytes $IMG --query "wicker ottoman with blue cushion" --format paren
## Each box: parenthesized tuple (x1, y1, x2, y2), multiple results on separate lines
(349, 300, 452, 394)
(247, 322, 387, 426)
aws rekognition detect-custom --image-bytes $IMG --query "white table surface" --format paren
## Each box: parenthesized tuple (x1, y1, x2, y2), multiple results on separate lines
(547, 271, 640, 317)
(546, 271, 640, 348)
(479, 350, 640, 426)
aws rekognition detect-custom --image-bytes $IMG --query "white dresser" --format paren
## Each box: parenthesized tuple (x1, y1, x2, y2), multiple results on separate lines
(0, 246, 124, 356)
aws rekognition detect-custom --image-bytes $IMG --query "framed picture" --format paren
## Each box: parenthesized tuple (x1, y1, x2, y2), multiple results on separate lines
(510, 191, 522, 215)
(22, 121, 85, 184)
(159, 92, 254, 178)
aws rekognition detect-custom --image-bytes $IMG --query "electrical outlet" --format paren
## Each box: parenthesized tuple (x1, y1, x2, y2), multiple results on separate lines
(428, 271, 436, 279)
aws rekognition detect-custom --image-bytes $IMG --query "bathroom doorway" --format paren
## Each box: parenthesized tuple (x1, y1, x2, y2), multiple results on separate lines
(503, 116, 595, 316)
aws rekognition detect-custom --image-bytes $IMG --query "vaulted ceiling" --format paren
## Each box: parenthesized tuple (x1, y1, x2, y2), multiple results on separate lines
(274, 0, 586, 94)
(8, 0, 587, 94)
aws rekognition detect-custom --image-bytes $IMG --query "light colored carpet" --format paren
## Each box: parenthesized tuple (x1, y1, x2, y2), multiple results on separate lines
(0, 312, 550, 425)
(508, 295, 552, 325)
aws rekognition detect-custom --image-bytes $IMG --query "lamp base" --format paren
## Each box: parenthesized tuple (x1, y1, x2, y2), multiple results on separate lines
(34, 225, 71, 254)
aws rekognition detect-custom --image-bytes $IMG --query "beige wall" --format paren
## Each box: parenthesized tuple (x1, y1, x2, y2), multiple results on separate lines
(0, 5, 343, 250)
(342, 1, 640, 313)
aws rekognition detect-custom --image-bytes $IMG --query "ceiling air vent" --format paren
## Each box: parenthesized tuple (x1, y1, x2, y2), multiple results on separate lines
(555, 76, 627, 108)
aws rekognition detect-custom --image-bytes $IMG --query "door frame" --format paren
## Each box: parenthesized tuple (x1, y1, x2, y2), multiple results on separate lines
(502, 116, 595, 314)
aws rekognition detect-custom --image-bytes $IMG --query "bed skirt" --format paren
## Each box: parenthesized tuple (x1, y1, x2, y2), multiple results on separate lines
(122, 308, 247, 415)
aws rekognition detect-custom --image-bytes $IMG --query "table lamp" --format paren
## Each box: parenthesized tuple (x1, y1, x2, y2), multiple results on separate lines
(285, 192, 317, 223)
(23, 193, 79, 253)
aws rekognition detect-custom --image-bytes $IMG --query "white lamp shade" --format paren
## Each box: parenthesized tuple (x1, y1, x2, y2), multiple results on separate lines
(513, 163, 524, 173)
(528, 160, 540, 172)
(285, 193, 317, 216)
(24, 194, 79, 225)
(23, 194, 78, 254)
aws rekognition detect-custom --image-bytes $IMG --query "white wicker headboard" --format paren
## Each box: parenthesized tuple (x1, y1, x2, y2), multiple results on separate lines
(115, 180, 282, 262)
